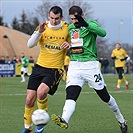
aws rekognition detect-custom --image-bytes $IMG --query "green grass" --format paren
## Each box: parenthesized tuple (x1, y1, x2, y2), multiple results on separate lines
(0, 74, 132, 133)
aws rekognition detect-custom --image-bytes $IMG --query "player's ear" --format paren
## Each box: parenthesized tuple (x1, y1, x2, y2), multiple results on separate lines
(60, 15, 63, 20)
(48, 14, 50, 19)
(81, 13, 84, 18)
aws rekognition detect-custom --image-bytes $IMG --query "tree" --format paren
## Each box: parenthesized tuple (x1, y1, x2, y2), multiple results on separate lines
(35, 0, 93, 23)
(35, 2, 51, 22)
(11, 10, 40, 35)
(61, 0, 93, 23)
(0, 15, 9, 27)
(19, 10, 28, 33)
(0, 16, 4, 26)
(11, 17, 20, 30)
(31, 17, 40, 30)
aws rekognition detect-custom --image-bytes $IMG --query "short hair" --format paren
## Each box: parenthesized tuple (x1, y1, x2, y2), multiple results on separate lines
(69, 6, 83, 15)
(49, 6, 63, 17)
(116, 42, 121, 46)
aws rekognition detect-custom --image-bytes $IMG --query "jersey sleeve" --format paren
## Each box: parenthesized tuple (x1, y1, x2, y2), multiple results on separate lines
(87, 20, 106, 37)
(111, 50, 115, 57)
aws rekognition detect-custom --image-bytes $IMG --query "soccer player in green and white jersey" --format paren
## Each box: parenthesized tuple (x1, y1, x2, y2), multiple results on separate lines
(20, 52, 29, 82)
(51, 6, 127, 133)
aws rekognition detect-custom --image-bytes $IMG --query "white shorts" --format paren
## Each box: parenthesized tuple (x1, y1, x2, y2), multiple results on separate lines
(21, 67, 28, 73)
(66, 61, 106, 90)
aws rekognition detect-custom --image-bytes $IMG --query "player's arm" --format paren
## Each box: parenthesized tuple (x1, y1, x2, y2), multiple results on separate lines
(60, 41, 70, 49)
(75, 15, 106, 37)
(111, 52, 117, 60)
(120, 54, 128, 61)
(112, 56, 117, 60)
(18, 58, 22, 66)
(74, 15, 105, 35)
(87, 20, 106, 37)
(18, 62, 21, 66)
(27, 22, 47, 48)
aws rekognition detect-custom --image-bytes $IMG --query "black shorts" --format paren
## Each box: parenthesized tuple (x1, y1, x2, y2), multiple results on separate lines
(27, 64, 63, 95)
(116, 67, 124, 79)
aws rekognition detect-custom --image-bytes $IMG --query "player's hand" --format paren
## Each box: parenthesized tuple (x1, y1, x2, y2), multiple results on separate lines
(60, 41, 70, 49)
(120, 58, 125, 61)
(18, 64, 21, 66)
(38, 22, 48, 33)
(74, 15, 88, 27)
(111, 56, 117, 60)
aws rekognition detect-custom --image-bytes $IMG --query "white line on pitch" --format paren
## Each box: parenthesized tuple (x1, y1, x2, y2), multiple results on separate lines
(0, 90, 133, 96)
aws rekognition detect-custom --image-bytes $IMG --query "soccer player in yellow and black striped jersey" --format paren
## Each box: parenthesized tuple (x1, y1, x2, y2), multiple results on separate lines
(21, 6, 70, 133)
(111, 43, 129, 90)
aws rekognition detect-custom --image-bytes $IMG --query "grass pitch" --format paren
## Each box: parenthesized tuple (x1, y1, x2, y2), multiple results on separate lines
(0, 74, 132, 133)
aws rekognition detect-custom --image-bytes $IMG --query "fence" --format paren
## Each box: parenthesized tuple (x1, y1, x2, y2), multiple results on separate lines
(0, 63, 34, 76)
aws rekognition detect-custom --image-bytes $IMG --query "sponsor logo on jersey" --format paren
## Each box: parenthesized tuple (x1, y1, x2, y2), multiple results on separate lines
(44, 42, 61, 54)
(71, 29, 80, 39)
(45, 36, 65, 40)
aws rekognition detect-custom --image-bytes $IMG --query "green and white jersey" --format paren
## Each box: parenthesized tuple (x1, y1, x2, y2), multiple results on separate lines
(68, 19, 106, 62)
(20, 56, 29, 68)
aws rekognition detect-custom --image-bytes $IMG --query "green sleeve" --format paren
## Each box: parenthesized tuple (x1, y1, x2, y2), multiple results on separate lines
(86, 20, 106, 37)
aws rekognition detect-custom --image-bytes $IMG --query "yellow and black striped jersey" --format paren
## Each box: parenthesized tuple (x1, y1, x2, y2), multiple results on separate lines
(111, 48, 127, 67)
(36, 21, 70, 69)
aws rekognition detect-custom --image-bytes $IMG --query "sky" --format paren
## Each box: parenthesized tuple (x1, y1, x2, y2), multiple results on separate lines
(1, 0, 132, 45)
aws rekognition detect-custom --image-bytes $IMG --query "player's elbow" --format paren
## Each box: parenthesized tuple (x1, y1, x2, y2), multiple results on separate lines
(101, 30, 106, 37)
(27, 43, 33, 48)
(27, 39, 36, 48)
(98, 30, 106, 37)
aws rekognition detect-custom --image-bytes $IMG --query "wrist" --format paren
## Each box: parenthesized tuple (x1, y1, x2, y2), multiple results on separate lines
(84, 22, 88, 27)
(36, 30, 42, 35)
(38, 30, 43, 33)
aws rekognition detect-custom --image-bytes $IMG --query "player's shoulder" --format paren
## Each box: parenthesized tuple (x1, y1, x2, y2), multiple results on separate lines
(112, 49, 117, 52)
(121, 48, 125, 51)
(62, 21, 69, 27)
(121, 48, 126, 54)
(87, 19, 98, 24)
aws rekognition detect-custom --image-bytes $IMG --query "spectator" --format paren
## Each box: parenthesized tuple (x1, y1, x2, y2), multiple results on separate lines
(29, 56, 34, 63)
(102, 57, 109, 74)
(0, 56, 5, 64)
(0, 56, 5, 77)
(11, 56, 18, 64)
(5, 56, 11, 64)
(99, 57, 103, 72)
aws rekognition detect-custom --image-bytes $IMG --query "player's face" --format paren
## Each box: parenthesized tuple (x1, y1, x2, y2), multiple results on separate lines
(116, 43, 121, 50)
(69, 14, 80, 28)
(69, 14, 84, 28)
(48, 12, 62, 26)
(21, 53, 24, 57)
(69, 14, 78, 24)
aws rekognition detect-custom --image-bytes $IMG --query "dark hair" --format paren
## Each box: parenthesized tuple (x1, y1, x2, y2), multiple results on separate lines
(69, 6, 83, 15)
(49, 6, 63, 17)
